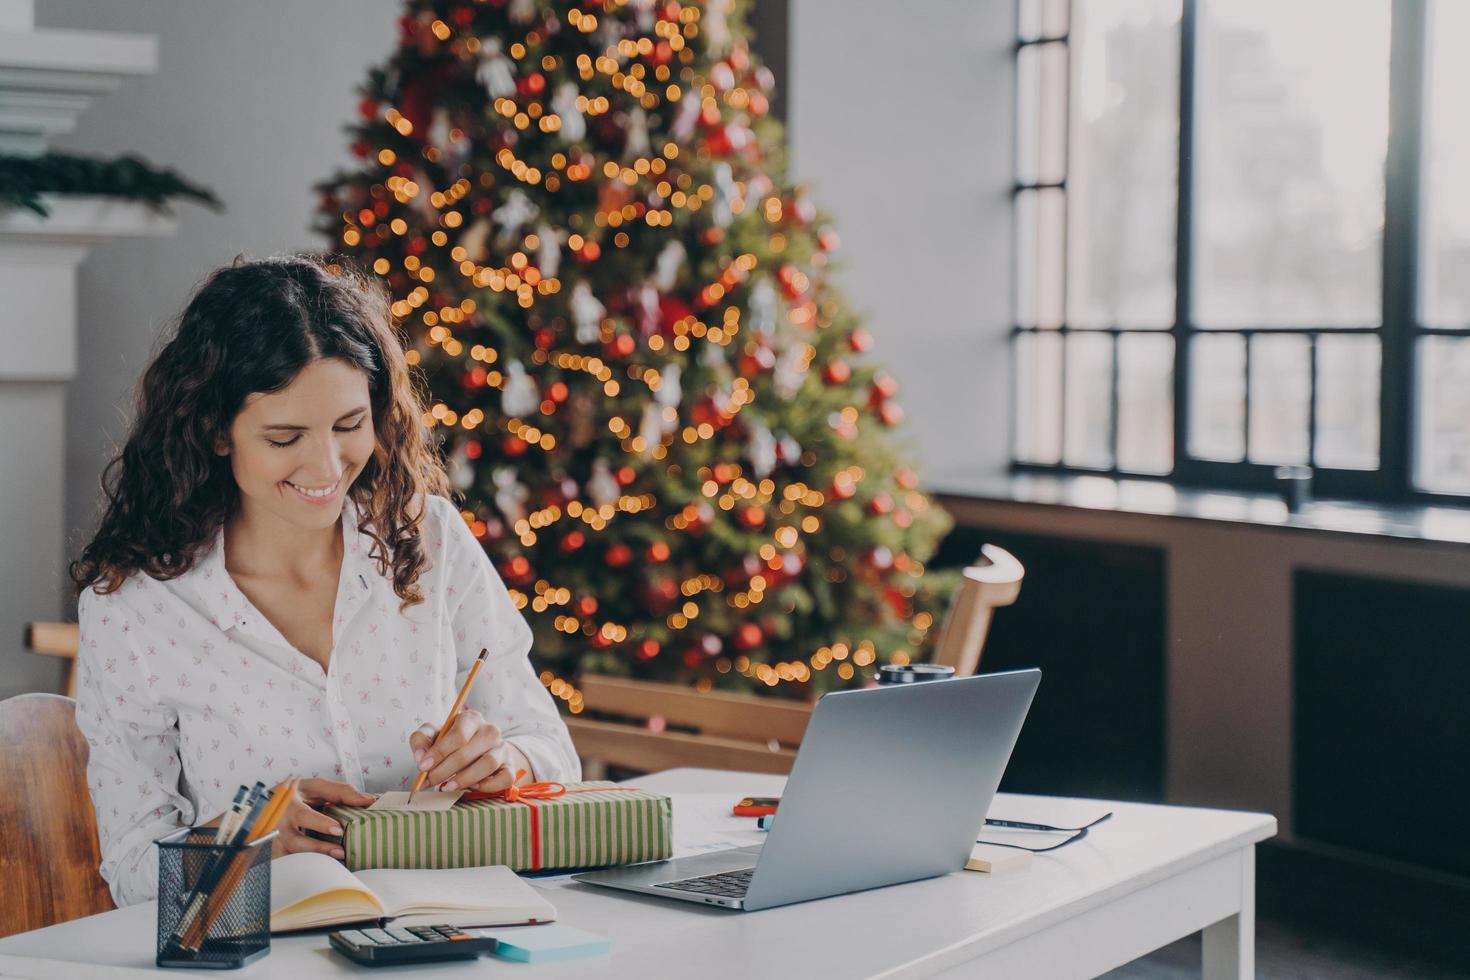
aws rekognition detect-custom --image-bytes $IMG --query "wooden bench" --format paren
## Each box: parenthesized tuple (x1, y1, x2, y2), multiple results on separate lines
(570, 545, 1024, 776)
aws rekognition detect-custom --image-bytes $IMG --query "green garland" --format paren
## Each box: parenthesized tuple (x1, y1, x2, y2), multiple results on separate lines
(0, 152, 221, 217)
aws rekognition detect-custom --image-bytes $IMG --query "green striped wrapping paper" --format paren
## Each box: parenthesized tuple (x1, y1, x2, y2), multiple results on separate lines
(324, 783, 672, 872)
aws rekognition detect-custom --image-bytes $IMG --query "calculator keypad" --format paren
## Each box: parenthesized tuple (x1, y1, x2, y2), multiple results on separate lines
(329, 923, 495, 966)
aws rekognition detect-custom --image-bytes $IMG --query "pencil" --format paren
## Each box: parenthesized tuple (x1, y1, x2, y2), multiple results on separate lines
(409, 647, 490, 803)
(182, 780, 298, 951)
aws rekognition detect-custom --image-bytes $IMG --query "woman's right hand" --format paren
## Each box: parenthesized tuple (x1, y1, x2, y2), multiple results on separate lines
(269, 778, 377, 860)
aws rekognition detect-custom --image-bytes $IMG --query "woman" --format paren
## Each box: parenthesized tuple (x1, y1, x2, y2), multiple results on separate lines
(71, 254, 579, 906)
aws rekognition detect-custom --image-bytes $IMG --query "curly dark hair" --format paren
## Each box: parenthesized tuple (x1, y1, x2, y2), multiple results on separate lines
(71, 253, 450, 609)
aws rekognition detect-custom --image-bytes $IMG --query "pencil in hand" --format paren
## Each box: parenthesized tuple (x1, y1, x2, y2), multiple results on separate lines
(409, 647, 490, 804)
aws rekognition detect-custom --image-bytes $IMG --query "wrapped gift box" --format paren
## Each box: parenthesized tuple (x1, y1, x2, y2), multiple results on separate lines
(324, 782, 672, 873)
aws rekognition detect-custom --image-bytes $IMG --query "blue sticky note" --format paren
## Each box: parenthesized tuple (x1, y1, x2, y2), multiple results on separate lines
(483, 924, 610, 963)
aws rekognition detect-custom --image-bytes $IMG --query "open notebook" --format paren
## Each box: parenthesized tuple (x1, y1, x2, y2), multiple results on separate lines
(269, 853, 557, 932)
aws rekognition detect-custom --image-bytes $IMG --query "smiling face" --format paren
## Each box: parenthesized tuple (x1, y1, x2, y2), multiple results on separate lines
(220, 357, 376, 532)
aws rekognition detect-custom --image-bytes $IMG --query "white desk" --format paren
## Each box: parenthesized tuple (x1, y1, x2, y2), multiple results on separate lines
(0, 768, 1275, 979)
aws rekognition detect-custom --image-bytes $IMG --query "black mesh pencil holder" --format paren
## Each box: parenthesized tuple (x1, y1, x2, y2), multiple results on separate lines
(155, 827, 276, 969)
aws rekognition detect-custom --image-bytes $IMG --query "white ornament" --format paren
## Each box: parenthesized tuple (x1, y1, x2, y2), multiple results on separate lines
(477, 38, 518, 99)
(748, 422, 778, 479)
(637, 402, 668, 453)
(748, 276, 778, 335)
(551, 81, 586, 143)
(500, 361, 540, 417)
(704, 0, 732, 56)
(587, 458, 620, 508)
(459, 217, 492, 263)
(630, 0, 656, 32)
(671, 89, 701, 142)
(410, 168, 439, 223)
(656, 363, 682, 409)
(493, 190, 539, 249)
(428, 108, 452, 150)
(449, 442, 476, 491)
(492, 467, 529, 526)
(699, 339, 730, 373)
(636, 282, 660, 338)
(711, 162, 737, 228)
(570, 281, 606, 345)
(508, 0, 537, 25)
(653, 240, 686, 292)
(625, 106, 651, 158)
(774, 342, 809, 400)
(776, 434, 802, 464)
(536, 223, 565, 279)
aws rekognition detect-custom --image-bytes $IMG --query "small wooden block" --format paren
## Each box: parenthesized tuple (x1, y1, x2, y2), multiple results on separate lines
(368, 789, 465, 811)
(965, 843, 1033, 875)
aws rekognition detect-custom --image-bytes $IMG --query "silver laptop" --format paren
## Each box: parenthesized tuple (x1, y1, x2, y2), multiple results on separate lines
(573, 668, 1041, 911)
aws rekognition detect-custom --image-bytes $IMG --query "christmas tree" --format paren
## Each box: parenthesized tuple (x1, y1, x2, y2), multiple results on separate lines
(315, 0, 953, 707)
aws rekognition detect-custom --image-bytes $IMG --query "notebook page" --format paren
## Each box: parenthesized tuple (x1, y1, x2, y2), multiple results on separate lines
(355, 865, 556, 920)
(270, 852, 385, 929)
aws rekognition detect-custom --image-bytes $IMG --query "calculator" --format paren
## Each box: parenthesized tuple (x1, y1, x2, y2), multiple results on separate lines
(328, 924, 498, 966)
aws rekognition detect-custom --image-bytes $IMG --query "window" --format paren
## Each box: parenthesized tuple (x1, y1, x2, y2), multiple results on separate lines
(1012, 0, 1470, 502)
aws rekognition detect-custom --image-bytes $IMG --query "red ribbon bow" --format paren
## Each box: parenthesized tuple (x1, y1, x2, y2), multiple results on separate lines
(464, 769, 640, 870)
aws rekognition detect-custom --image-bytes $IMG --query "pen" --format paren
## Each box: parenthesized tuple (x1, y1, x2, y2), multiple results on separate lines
(409, 647, 490, 804)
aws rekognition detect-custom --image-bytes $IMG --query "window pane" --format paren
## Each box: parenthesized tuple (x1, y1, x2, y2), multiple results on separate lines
(1019, 0, 1069, 42)
(1063, 333, 1114, 469)
(1016, 187, 1066, 328)
(1117, 333, 1174, 473)
(1315, 335, 1380, 470)
(1017, 41, 1069, 185)
(1189, 333, 1245, 461)
(1422, 1, 1470, 327)
(1247, 334, 1310, 464)
(1193, 0, 1389, 328)
(1068, 0, 1180, 329)
(1015, 332, 1064, 464)
(1416, 337, 1470, 494)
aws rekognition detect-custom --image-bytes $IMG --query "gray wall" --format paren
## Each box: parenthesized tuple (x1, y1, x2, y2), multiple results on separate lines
(789, 0, 1015, 479)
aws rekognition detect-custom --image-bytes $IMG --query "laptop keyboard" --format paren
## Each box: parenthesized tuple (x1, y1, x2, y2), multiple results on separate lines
(656, 867, 754, 899)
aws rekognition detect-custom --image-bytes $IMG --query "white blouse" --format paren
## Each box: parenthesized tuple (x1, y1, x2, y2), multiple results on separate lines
(75, 493, 581, 906)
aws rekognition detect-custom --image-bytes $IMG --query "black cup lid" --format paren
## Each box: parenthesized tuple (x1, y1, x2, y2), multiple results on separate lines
(876, 663, 957, 684)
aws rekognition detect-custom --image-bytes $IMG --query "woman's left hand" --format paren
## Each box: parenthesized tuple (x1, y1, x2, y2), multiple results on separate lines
(409, 709, 517, 793)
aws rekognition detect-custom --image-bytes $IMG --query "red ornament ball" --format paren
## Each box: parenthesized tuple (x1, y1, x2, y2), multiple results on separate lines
(823, 361, 852, 385)
(504, 436, 529, 456)
(738, 507, 766, 529)
(849, 328, 874, 353)
(879, 402, 905, 427)
(636, 639, 660, 661)
(605, 543, 633, 567)
(734, 623, 763, 651)
(560, 531, 585, 553)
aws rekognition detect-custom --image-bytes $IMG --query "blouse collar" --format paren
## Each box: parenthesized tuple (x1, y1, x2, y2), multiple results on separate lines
(195, 495, 377, 634)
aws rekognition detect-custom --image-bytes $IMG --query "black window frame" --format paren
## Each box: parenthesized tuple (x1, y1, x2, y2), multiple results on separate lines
(1010, 0, 1469, 505)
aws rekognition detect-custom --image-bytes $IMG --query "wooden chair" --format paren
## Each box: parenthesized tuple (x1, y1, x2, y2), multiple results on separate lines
(26, 622, 80, 697)
(931, 544, 1025, 677)
(0, 693, 115, 937)
(570, 545, 1025, 777)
